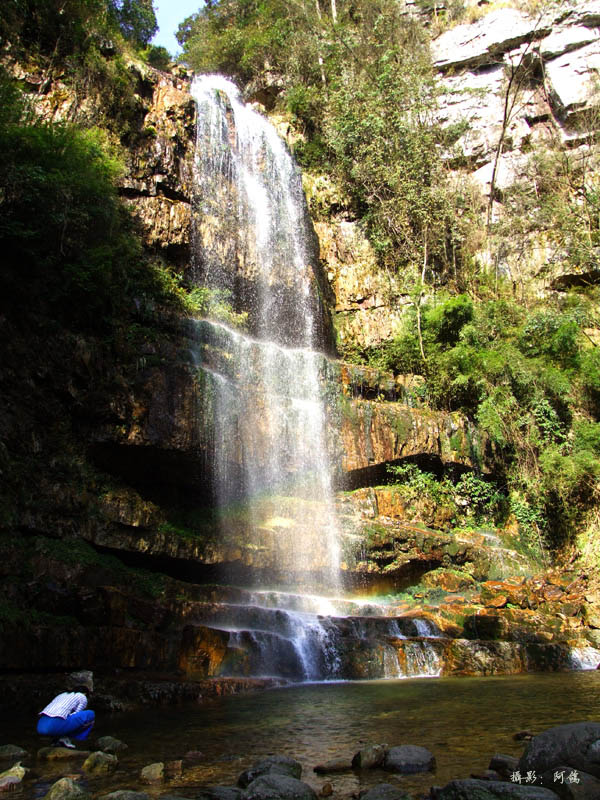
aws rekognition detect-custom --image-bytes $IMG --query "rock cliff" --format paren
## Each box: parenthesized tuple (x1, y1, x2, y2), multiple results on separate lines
(312, 0, 600, 350)
(3, 5, 600, 692)
(432, 1, 600, 287)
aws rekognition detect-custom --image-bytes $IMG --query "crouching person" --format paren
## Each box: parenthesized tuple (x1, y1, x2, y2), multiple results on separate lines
(37, 671, 95, 749)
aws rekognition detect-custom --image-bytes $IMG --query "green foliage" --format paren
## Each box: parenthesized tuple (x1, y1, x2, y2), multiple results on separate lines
(1, 0, 157, 61)
(424, 294, 473, 346)
(0, 599, 77, 631)
(509, 494, 546, 558)
(0, 76, 187, 331)
(142, 44, 171, 70)
(185, 287, 249, 328)
(28, 535, 167, 597)
(2, 0, 109, 60)
(387, 462, 452, 506)
(454, 472, 504, 521)
(110, 0, 157, 47)
(369, 291, 600, 548)
(386, 461, 504, 526)
(177, 0, 295, 84)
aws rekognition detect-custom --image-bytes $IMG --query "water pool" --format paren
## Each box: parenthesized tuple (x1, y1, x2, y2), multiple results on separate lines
(4, 670, 600, 798)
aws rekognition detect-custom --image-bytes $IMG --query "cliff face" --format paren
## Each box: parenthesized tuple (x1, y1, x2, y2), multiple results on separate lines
(10, 56, 197, 266)
(433, 1, 600, 288)
(3, 5, 600, 687)
(308, 0, 600, 352)
(1, 54, 481, 591)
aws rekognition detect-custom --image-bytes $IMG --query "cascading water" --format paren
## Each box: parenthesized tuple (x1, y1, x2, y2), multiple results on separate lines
(189, 74, 445, 681)
(192, 75, 340, 594)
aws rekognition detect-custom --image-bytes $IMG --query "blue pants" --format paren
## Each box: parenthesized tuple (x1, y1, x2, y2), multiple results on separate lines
(37, 710, 95, 741)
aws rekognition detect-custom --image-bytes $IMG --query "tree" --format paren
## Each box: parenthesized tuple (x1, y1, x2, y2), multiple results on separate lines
(110, 0, 158, 47)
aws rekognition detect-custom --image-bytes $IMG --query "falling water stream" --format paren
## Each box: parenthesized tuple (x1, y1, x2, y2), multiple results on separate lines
(187, 75, 437, 681)
(190, 74, 367, 680)
(192, 74, 340, 585)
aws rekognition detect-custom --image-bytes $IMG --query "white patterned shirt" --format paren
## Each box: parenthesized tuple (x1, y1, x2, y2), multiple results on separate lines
(39, 692, 87, 719)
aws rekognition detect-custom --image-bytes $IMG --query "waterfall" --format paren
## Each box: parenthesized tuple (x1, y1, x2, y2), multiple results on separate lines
(191, 74, 340, 593)
(186, 75, 453, 682)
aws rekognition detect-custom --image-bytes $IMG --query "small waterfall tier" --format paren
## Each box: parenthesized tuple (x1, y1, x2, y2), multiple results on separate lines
(181, 586, 444, 682)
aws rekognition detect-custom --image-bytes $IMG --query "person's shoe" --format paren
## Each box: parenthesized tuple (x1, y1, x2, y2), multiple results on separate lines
(56, 737, 76, 749)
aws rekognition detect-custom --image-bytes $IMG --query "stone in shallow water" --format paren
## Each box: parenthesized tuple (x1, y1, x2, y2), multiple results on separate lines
(540, 765, 600, 800)
(38, 748, 90, 761)
(352, 744, 387, 769)
(183, 750, 204, 765)
(96, 736, 128, 754)
(241, 774, 317, 800)
(0, 747, 28, 761)
(140, 763, 164, 783)
(82, 751, 118, 776)
(313, 758, 352, 774)
(488, 754, 519, 781)
(383, 745, 435, 774)
(238, 756, 302, 788)
(432, 780, 560, 798)
(518, 722, 600, 779)
(193, 789, 243, 800)
(164, 760, 183, 779)
(0, 777, 20, 793)
(0, 765, 27, 782)
(359, 784, 410, 800)
(159, 796, 195, 800)
(98, 792, 149, 800)
(44, 777, 91, 800)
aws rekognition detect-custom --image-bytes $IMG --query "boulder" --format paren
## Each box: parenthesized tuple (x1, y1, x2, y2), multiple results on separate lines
(544, 40, 600, 118)
(471, 771, 502, 781)
(44, 778, 91, 800)
(96, 736, 128, 754)
(383, 745, 435, 774)
(431, 779, 560, 798)
(82, 751, 118, 776)
(98, 793, 149, 800)
(352, 744, 387, 769)
(238, 756, 302, 788)
(0, 747, 28, 761)
(140, 763, 165, 784)
(158, 796, 191, 800)
(489, 754, 520, 780)
(241, 775, 317, 800)
(431, 8, 549, 71)
(165, 760, 183, 779)
(194, 789, 243, 800)
(540, 765, 600, 799)
(359, 784, 410, 800)
(0, 765, 27, 782)
(313, 758, 352, 774)
(159, 796, 195, 800)
(539, 23, 598, 60)
(66, 671, 93, 693)
(518, 722, 600, 778)
(37, 747, 90, 761)
(183, 750, 205, 765)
